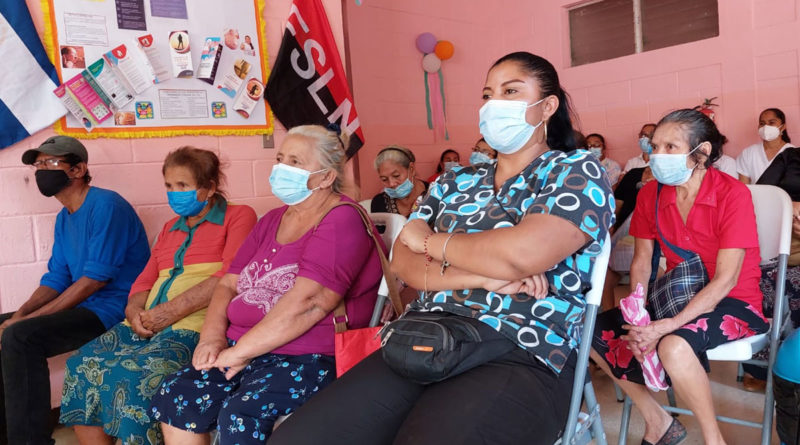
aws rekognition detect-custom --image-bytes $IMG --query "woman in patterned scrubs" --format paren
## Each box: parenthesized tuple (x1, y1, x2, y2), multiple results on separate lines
(269, 51, 616, 445)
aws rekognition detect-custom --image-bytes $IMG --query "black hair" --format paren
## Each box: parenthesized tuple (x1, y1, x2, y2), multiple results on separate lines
(761, 108, 791, 143)
(585, 133, 605, 146)
(657, 109, 725, 168)
(491, 52, 576, 151)
(63, 153, 91, 184)
(436, 149, 459, 174)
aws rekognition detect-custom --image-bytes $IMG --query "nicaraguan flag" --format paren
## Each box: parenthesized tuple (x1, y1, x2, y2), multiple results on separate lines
(0, 1, 66, 149)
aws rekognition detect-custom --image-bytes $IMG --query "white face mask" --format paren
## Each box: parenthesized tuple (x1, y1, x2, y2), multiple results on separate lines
(478, 98, 545, 154)
(759, 125, 782, 142)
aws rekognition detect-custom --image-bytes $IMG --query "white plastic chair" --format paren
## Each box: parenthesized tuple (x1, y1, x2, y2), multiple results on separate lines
(556, 234, 611, 445)
(618, 184, 793, 445)
(358, 198, 372, 212)
(367, 212, 407, 327)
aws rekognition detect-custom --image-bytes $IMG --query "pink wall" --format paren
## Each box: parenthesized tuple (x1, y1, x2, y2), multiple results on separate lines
(347, 0, 800, 197)
(0, 0, 348, 312)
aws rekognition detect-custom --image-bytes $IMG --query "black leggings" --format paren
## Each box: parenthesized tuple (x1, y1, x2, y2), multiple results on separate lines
(269, 347, 576, 445)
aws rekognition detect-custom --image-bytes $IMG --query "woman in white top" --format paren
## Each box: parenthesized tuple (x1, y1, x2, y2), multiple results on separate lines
(736, 108, 793, 183)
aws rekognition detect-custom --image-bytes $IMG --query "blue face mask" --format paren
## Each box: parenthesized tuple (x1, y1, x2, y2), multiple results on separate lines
(269, 163, 327, 205)
(167, 190, 208, 217)
(588, 147, 603, 159)
(479, 98, 545, 154)
(385, 177, 413, 199)
(469, 151, 493, 166)
(639, 136, 653, 154)
(649, 143, 701, 186)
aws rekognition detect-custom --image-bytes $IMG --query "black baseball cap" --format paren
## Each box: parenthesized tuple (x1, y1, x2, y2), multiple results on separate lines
(22, 136, 89, 165)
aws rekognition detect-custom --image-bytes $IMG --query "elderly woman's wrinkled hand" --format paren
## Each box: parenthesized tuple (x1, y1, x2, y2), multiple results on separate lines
(214, 345, 252, 380)
(621, 318, 675, 359)
(398, 219, 433, 254)
(125, 305, 153, 338)
(140, 304, 176, 334)
(192, 338, 228, 371)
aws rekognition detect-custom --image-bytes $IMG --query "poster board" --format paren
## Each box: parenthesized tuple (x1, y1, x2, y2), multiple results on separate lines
(43, 0, 273, 138)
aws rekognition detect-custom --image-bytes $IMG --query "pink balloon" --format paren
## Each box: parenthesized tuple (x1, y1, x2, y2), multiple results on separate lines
(422, 53, 441, 73)
(415, 32, 437, 54)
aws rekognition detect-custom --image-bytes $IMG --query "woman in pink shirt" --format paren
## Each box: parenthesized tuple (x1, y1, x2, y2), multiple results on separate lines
(151, 125, 384, 445)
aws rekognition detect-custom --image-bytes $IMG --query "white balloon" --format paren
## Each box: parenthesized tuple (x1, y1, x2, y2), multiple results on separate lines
(422, 53, 442, 73)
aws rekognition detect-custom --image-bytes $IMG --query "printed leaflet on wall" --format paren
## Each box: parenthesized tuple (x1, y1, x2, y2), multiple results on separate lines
(63, 73, 112, 124)
(87, 58, 134, 109)
(233, 78, 263, 118)
(104, 43, 157, 94)
(196, 37, 223, 84)
(53, 85, 95, 132)
(136, 34, 171, 83)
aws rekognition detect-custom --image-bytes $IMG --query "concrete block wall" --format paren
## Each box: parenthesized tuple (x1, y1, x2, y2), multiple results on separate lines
(347, 0, 800, 197)
(0, 0, 348, 313)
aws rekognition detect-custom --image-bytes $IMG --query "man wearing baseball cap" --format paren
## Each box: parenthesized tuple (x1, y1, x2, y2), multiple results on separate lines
(0, 136, 150, 445)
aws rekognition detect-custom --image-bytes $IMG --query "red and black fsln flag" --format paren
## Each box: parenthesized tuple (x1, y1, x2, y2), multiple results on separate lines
(265, 0, 364, 158)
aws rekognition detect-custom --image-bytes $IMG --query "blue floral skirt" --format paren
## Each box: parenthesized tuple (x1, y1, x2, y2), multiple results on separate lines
(59, 323, 199, 445)
(150, 351, 335, 445)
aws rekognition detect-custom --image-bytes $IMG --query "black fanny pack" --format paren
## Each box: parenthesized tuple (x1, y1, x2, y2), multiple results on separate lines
(379, 311, 515, 384)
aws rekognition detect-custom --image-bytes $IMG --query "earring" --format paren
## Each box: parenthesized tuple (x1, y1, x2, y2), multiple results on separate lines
(544, 121, 548, 141)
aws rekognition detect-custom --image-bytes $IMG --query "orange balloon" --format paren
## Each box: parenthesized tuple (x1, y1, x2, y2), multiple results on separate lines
(434, 40, 454, 61)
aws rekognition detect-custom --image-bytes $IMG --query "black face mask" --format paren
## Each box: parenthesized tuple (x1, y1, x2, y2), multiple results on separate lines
(35, 169, 72, 197)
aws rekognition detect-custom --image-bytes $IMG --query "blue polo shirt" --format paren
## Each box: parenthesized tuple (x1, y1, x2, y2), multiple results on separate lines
(40, 187, 150, 328)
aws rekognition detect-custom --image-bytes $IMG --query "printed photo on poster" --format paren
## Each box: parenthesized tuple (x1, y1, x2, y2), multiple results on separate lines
(211, 101, 227, 118)
(60, 45, 85, 69)
(216, 58, 250, 98)
(240, 35, 256, 56)
(114, 111, 136, 125)
(136, 101, 154, 119)
(223, 28, 239, 50)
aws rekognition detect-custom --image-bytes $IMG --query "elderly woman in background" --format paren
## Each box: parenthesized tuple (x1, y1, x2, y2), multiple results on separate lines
(371, 145, 428, 216)
(59, 147, 257, 445)
(150, 125, 383, 445)
(592, 109, 769, 445)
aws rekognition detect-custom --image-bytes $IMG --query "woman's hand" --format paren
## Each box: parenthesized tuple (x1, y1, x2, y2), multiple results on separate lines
(192, 337, 229, 371)
(483, 274, 549, 299)
(522, 274, 549, 300)
(621, 318, 675, 360)
(398, 219, 433, 254)
(213, 345, 252, 380)
(125, 304, 153, 338)
(140, 303, 177, 334)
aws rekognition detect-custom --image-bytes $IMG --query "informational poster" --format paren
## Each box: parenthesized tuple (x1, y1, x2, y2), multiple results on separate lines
(45, 0, 272, 138)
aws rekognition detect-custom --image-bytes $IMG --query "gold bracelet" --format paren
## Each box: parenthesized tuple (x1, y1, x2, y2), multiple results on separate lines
(440, 233, 456, 276)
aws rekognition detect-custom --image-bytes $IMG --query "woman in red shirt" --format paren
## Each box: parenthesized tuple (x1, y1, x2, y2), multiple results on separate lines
(591, 109, 768, 445)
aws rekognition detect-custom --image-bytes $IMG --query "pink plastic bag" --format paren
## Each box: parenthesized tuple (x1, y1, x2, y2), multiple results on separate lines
(620, 283, 669, 392)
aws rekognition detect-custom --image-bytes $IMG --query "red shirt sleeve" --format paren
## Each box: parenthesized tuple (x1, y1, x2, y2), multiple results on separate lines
(717, 182, 760, 249)
(213, 205, 258, 278)
(629, 181, 658, 240)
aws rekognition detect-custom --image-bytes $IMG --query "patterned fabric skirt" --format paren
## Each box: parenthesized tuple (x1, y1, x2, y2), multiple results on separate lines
(592, 297, 769, 385)
(150, 351, 335, 445)
(59, 323, 199, 445)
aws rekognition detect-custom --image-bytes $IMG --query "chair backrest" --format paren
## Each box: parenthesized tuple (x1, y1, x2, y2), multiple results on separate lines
(746, 185, 793, 263)
(367, 212, 407, 253)
(359, 198, 372, 212)
(585, 234, 612, 307)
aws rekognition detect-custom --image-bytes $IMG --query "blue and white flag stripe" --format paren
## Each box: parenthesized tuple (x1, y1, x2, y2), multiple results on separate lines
(0, 1, 66, 149)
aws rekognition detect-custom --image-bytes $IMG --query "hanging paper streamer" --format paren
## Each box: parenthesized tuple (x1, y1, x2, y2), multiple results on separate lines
(426, 70, 447, 141)
(416, 33, 454, 142)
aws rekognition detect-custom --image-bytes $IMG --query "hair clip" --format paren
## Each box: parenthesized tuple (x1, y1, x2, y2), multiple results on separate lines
(326, 123, 342, 135)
